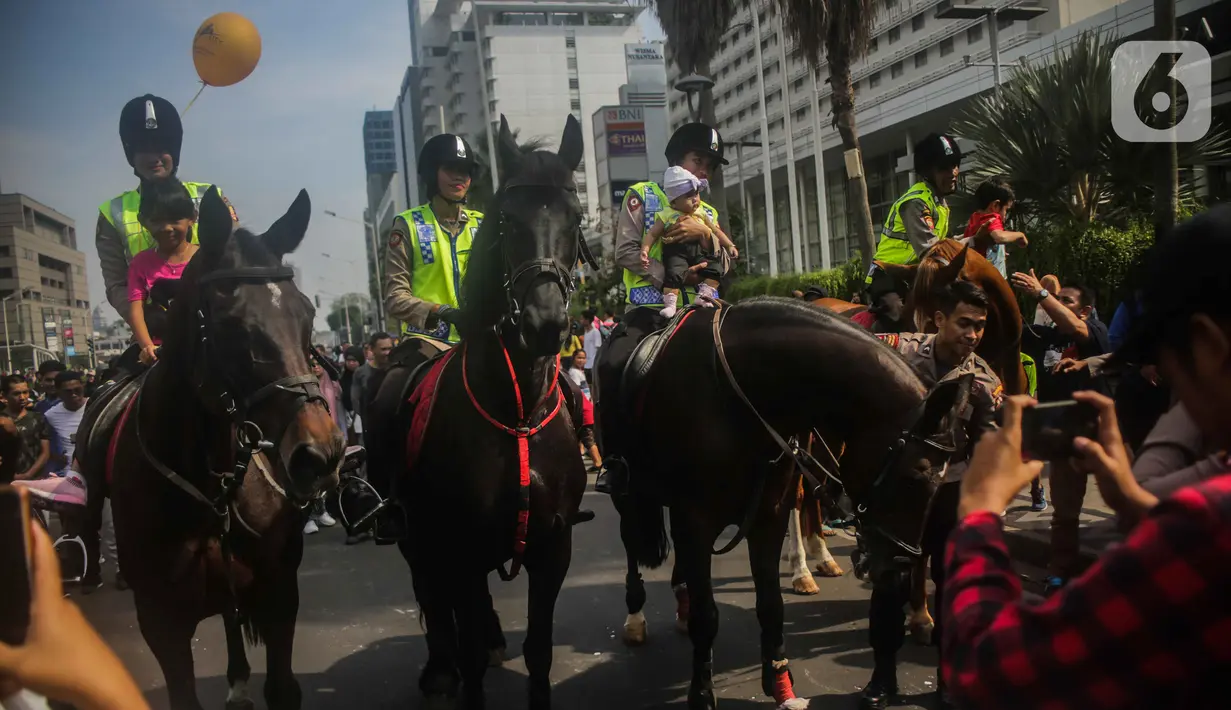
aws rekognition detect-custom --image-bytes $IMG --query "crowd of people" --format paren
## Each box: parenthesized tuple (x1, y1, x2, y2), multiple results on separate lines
(3, 88, 1229, 710)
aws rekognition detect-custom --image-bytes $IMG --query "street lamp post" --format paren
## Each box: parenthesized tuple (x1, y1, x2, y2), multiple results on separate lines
(323, 210, 386, 330)
(2, 289, 30, 374)
(937, 5, 1048, 97)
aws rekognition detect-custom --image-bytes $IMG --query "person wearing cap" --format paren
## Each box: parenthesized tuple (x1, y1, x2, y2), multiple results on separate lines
(346, 133, 482, 543)
(595, 122, 728, 496)
(98, 94, 236, 324)
(940, 205, 1231, 710)
(383, 133, 482, 345)
(616, 122, 728, 310)
(865, 133, 963, 312)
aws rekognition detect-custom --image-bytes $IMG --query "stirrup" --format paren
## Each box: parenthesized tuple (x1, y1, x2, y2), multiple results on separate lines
(372, 501, 408, 545)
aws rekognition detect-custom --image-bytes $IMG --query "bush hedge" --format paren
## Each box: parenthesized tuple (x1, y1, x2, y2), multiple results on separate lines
(725, 255, 866, 302)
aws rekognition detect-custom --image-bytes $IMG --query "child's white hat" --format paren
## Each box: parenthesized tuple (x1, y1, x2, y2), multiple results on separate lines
(663, 166, 709, 202)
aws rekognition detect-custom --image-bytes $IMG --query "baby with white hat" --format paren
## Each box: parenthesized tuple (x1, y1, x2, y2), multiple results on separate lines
(639, 166, 738, 317)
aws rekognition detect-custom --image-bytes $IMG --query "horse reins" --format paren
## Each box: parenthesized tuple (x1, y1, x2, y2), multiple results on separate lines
(461, 334, 564, 581)
(709, 304, 953, 559)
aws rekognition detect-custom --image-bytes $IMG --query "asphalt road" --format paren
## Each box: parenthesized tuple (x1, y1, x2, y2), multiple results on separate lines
(77, 487, 953, 710)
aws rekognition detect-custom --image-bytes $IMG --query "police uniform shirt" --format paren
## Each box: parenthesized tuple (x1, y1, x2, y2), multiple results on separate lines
(878, 332, 1003, 480)
(383, 210, 473, 331)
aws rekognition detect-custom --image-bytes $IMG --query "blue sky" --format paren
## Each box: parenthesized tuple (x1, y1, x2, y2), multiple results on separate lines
(0, 1, 665, 330)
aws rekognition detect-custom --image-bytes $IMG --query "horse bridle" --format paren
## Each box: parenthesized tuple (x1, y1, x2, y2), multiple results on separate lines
(497, 180, 597, 326)
(710, 306, 954, 559)
(138, 264, 328, 515)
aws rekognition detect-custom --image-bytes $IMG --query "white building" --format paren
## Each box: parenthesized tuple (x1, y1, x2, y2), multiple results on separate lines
(410, 0, 649, 219)
(666, 0, 1229, 276)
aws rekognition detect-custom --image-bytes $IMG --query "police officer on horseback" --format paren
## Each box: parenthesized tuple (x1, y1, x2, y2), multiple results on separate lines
(864, 132, 962, 321)
(343, 132, 481, 542)
(594, 121, 727, 495)
(98, 94, 236, 325)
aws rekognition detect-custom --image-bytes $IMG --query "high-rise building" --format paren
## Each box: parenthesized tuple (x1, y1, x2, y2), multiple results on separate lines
(362, 110, 400, 317)
(666, 0, 1229, 275)
(411, 0, 648, 220)
(0, 193, 92, 368)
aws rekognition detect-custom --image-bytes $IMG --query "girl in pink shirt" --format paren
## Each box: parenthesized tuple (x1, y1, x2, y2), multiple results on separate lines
(128, 178, 199, 365)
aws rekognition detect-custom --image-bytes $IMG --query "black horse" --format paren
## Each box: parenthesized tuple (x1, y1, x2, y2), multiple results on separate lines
(79, 188, 346, 710)
(392, 116, 589, 710)
(598, 298, 973, 710)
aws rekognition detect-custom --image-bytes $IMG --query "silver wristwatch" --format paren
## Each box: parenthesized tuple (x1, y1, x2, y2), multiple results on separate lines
(1036, 288, 1050, 301)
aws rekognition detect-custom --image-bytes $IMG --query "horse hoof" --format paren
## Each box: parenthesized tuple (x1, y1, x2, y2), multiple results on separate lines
(909, 621, 935, 646)
(488, 646, 506, 667)
(622, 612, 648, 646)
(814, 559, 844, 578)
(225, 699, 255, 710)
(791, 575, 820, 596)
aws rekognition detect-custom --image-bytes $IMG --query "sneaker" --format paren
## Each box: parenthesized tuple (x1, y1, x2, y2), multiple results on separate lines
(1031, 492, 1048, 512)
(315, 510, 337, 527)
(13, 475, 87, 507)
(303, 519, 320, 535)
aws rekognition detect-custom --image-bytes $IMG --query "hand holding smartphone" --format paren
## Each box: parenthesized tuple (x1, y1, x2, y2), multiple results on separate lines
(0, 485, 33, 647)
(1000, 400, 1100, 461)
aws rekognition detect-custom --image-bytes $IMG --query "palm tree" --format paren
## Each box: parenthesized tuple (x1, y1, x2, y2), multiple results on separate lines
(654, 0, 880, 270)
(953, 30, 1231, 226)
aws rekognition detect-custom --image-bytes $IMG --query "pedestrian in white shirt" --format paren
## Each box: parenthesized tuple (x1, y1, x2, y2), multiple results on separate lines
(581, 309, 603, 383)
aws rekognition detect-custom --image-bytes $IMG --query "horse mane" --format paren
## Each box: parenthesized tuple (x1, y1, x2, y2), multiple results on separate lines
(739, 296, 926, 397)
(460, 147, 576, 335)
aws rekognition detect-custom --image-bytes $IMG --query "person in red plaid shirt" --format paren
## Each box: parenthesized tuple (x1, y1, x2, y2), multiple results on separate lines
(942, 206, 1231, 709)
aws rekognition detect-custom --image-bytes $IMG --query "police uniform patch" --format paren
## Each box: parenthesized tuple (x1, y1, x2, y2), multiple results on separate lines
(410, 211, 436, 264)
(923, 213, 935, 231)
(389, 231, 403, 248)
(878, 333, 900, 349)
(626, 193, 641, 214)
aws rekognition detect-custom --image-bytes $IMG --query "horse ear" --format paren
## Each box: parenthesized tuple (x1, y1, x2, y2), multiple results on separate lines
(938, 244, 969, 283)
(263, 189, 311, 259)
(877, 260, 918, 284)
(497, 115, 521, 179)
(196, 186, 233, 263)
(913, 373, 974, 442)
(558, 114, 584, 172)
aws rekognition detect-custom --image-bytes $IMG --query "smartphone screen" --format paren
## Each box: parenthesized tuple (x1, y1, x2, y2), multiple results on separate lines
(1020, 400, 1099, 461)
(0, 485, 33, 645)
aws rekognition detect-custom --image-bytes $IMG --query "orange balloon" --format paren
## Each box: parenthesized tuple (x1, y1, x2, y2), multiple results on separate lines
(192, 12, 262, 87)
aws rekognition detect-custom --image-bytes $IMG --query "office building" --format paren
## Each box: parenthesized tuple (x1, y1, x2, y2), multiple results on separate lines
(411, 0, 648, 221)
(0, 193, 92, 367)
(362, 110, 400, 315)
(666, 0, 1230, 275)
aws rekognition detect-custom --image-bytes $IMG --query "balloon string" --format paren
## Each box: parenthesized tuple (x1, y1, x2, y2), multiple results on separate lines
(183, 82, 207, 114)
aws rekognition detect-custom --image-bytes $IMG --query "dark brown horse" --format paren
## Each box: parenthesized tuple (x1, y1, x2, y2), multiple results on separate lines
(82, 188, 345, 710)
(391, 116, 588, 710)
(607, 298, 975, 710)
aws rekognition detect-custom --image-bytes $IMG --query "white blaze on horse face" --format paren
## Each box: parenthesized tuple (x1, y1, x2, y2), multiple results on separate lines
(267, 282, 282, 309)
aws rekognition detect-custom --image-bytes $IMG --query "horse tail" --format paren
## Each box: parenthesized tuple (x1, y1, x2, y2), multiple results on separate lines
(620, 462, 670, 569)
(236, 609, 264, 646)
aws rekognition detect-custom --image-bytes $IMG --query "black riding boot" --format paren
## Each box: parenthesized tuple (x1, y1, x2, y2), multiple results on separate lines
(594, 457, 629, 496)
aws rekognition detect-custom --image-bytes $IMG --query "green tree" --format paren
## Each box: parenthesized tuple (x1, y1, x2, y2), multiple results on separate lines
(655, 0, 880, 270)
(325, 293, 371, 344)
(953, 30, 1231, 227)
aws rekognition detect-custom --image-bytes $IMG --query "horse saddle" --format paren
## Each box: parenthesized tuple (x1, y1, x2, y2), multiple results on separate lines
(620, 305, 696, 414)
(77, 370, 148, 482)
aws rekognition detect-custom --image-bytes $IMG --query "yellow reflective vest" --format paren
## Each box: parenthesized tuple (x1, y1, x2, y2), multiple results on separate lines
(98, 181, 218, 257)
(621, 181, 717, 307)
(396, 203, 483, 343)
(871, 180, 951, 267)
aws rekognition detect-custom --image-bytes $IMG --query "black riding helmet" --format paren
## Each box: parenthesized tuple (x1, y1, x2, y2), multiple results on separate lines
(665, 122, 729, 166)
(912, 133, 962, 176)
(418, 133, 478, 203)
(119, 94, 183, 170)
